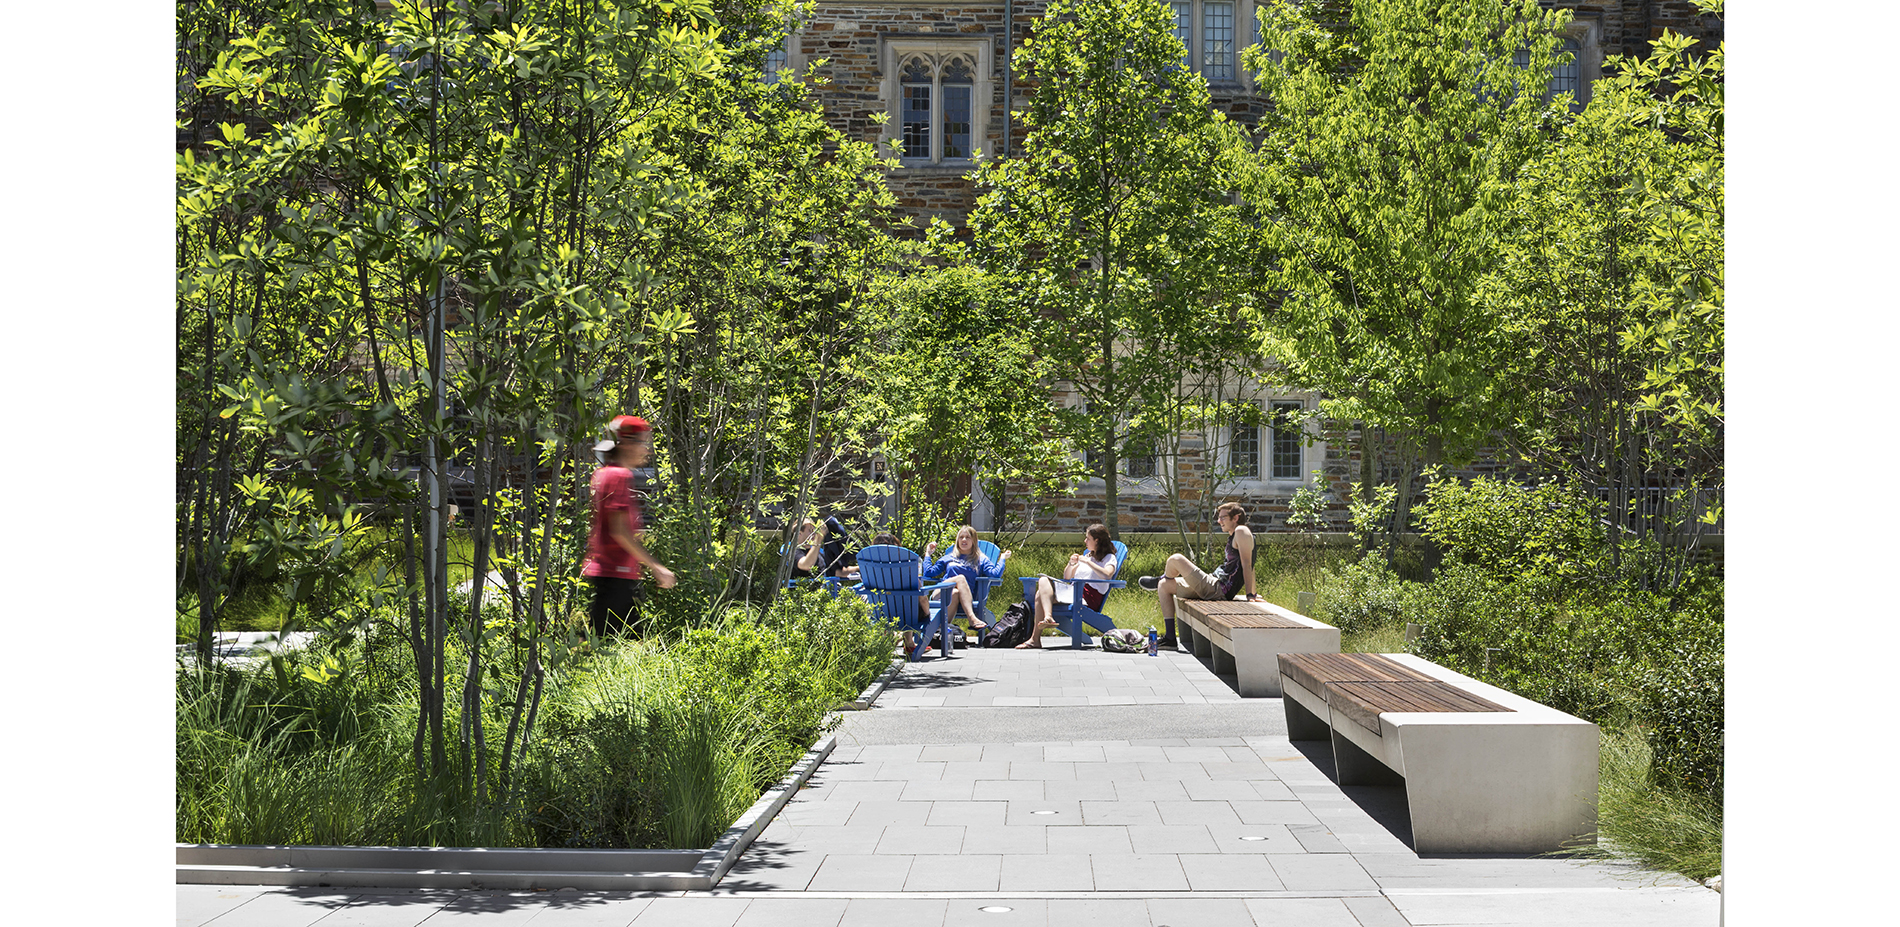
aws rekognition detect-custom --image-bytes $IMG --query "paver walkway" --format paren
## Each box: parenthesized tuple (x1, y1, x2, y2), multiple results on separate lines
(178, 644, 1721, 926)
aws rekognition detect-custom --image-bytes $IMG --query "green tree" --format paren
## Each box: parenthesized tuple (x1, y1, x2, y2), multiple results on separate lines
(1480, 1, 1723, 590)
(1239, 0, 1573, 544)
(968, 0, 1252, 536)
(176, 0, 902, 820)
(848, 264, 1081, 539)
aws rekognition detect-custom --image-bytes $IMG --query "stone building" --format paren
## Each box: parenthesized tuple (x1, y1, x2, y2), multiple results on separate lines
(768, 0, 1724, 534)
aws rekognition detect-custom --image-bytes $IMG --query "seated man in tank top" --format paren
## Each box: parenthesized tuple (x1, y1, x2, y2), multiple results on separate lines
(1136, 501, 1259, 650)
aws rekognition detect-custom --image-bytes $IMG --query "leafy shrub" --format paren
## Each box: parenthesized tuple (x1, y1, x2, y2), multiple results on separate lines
(180, 584, 897, 850)
(1315, 553, 1411, 634)
(1415, 473, 1606, 585)
(1406, 561, 1724, 800)
(1638, 631, 1724, 801)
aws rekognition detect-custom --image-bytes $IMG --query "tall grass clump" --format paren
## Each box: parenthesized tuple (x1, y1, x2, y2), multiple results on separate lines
(178, 587, 894, 850)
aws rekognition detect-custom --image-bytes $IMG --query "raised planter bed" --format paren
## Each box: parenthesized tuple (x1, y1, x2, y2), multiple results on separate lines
(176, 656, 901, 888)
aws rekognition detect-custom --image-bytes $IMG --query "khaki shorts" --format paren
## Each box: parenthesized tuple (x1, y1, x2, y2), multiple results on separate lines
(1170, 563, 1226, 600)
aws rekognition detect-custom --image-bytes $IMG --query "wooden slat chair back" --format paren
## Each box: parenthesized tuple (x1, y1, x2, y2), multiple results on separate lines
(852, 544, 957, 661)
(1017, 539, 1128, 648)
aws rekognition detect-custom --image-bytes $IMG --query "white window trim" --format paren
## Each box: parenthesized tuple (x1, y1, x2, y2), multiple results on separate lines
(880, 38, 992, 168)
(1221, 395, 1324, 489)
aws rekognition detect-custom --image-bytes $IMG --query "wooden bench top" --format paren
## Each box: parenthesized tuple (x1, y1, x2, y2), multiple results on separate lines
(1277, 652, 1436, 693)
(1326, 680, 1512, 735)
(1177, 599, 1310, 632)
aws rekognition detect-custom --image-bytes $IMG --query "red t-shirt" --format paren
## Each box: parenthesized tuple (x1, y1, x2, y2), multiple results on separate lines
(582, 465, 644, 580)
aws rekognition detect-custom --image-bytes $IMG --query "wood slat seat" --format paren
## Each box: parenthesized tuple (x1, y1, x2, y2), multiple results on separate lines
(1325, 680, 1511, 736)
(1177, 600, 1309, 635)
(1275, 652, 1436, 697)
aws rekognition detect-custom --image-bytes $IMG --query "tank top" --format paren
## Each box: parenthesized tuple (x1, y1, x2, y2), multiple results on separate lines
(1215, 533, 1250, 599)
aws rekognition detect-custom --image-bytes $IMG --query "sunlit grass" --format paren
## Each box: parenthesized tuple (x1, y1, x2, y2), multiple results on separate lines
(1555, 723, 1723, 881)
(947, 540, 1353, 639)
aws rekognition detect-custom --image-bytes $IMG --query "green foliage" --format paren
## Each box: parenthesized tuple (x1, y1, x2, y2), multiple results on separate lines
(855, 266, 1080, 520)
(1563, 725, 1723, 881)
(179, 586, 893, 849)
(1415, 474, 1606, 583)
(968, 0, 1253, 533)
(1315, 554, 1411, 635)
(1242, 0, 1574, 466)
(1285, 471, 1331, 534)
(1476, 0, 1724, 587)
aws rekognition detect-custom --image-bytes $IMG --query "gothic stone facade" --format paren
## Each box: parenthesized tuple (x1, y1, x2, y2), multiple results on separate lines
(774, 1, 1722, 533)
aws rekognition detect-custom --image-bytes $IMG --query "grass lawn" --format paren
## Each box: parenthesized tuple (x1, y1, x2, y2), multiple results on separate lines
(948, 538, 1356, 640)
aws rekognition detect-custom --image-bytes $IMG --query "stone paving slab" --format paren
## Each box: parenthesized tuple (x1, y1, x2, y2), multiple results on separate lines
(174, 886, 1719, 926)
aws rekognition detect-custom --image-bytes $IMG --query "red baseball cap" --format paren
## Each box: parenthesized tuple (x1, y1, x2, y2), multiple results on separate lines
(608, 415, 650, 440)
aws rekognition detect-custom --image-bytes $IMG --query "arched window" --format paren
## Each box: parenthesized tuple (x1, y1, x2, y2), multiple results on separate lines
(901, 57, 933, 159)
(882, 42, 993, 167)
(942, 57, 975, 160)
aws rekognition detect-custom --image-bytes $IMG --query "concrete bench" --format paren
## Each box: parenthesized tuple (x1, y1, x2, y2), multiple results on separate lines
(1277, 652, 1599, 854)
(1174, 599, 1340, 697)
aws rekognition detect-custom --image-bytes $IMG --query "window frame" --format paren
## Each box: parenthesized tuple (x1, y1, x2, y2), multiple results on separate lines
(881, 39, 993, 169)
(1268, 400, 1305, 481)
(1164, 0, 1255, 87)
(1229, 419, 1260, 479)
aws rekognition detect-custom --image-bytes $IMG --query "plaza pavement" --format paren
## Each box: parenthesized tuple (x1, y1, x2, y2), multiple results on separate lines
(177, 642, 1720, 926)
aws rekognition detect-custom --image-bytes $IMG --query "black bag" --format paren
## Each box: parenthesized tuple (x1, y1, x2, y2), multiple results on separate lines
(981, 601, 1034, 649)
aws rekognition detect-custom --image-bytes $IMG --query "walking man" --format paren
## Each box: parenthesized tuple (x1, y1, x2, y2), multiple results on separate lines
(1138, 502, 1259, 649)
(583, 415, 676, 637)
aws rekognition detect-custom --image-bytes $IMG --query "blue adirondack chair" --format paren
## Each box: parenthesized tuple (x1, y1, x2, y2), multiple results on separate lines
(853, 544, 959, 661)
(1018, 539, 1129, 649)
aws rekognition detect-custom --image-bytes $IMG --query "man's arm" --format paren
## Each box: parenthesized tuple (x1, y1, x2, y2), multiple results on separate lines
(611, 509, 677, 588)
(795, 526, 825, 572)
(1235, 526, 1259, 599)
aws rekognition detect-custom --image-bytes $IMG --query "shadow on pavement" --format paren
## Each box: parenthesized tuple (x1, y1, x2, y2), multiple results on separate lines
(1287, 737, 1549, 860)
(881, 670, 992, 690)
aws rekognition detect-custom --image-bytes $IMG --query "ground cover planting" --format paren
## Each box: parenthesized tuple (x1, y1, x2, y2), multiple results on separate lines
(177, 588, 892, 849)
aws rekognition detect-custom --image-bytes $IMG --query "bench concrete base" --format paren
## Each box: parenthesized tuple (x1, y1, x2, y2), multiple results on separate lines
(1176, 602, 1340, 697)
(1282, 654, 1599, 854)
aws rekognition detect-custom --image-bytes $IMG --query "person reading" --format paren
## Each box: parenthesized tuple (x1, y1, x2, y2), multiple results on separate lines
(1018, 523, 1117, 650)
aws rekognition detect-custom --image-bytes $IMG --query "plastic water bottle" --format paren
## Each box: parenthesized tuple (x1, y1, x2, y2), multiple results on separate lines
(1147, 627, 1159, 656)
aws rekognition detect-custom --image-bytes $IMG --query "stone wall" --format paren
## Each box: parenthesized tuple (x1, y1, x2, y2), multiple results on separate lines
(782, 0, 1725, 226)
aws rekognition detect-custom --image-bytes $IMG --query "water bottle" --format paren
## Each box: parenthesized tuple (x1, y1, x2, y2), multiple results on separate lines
(1147, 627, 1159, 656)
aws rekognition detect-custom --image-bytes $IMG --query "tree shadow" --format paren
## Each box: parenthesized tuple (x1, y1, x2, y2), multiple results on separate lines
(880, 670, 993, 690)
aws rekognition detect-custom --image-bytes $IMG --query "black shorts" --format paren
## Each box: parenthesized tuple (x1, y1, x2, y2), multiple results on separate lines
(589, 576, 647, 638)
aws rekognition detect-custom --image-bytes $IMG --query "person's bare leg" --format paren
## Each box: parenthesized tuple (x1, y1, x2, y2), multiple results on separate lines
(1018, 578, 1055, 648)
(1158, 576, 1180, 620)
(949, 575, 984, 627)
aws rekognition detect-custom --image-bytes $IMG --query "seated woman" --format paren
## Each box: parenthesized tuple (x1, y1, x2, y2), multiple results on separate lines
(790, 515, 857, 581)
(1018, 523, 1117, 650)
(922, 525, 1011, 632)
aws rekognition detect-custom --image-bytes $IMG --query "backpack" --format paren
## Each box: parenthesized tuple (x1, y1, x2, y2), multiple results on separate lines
(981, 601, 1034, 649)
(1100, 628, 1145, 653)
